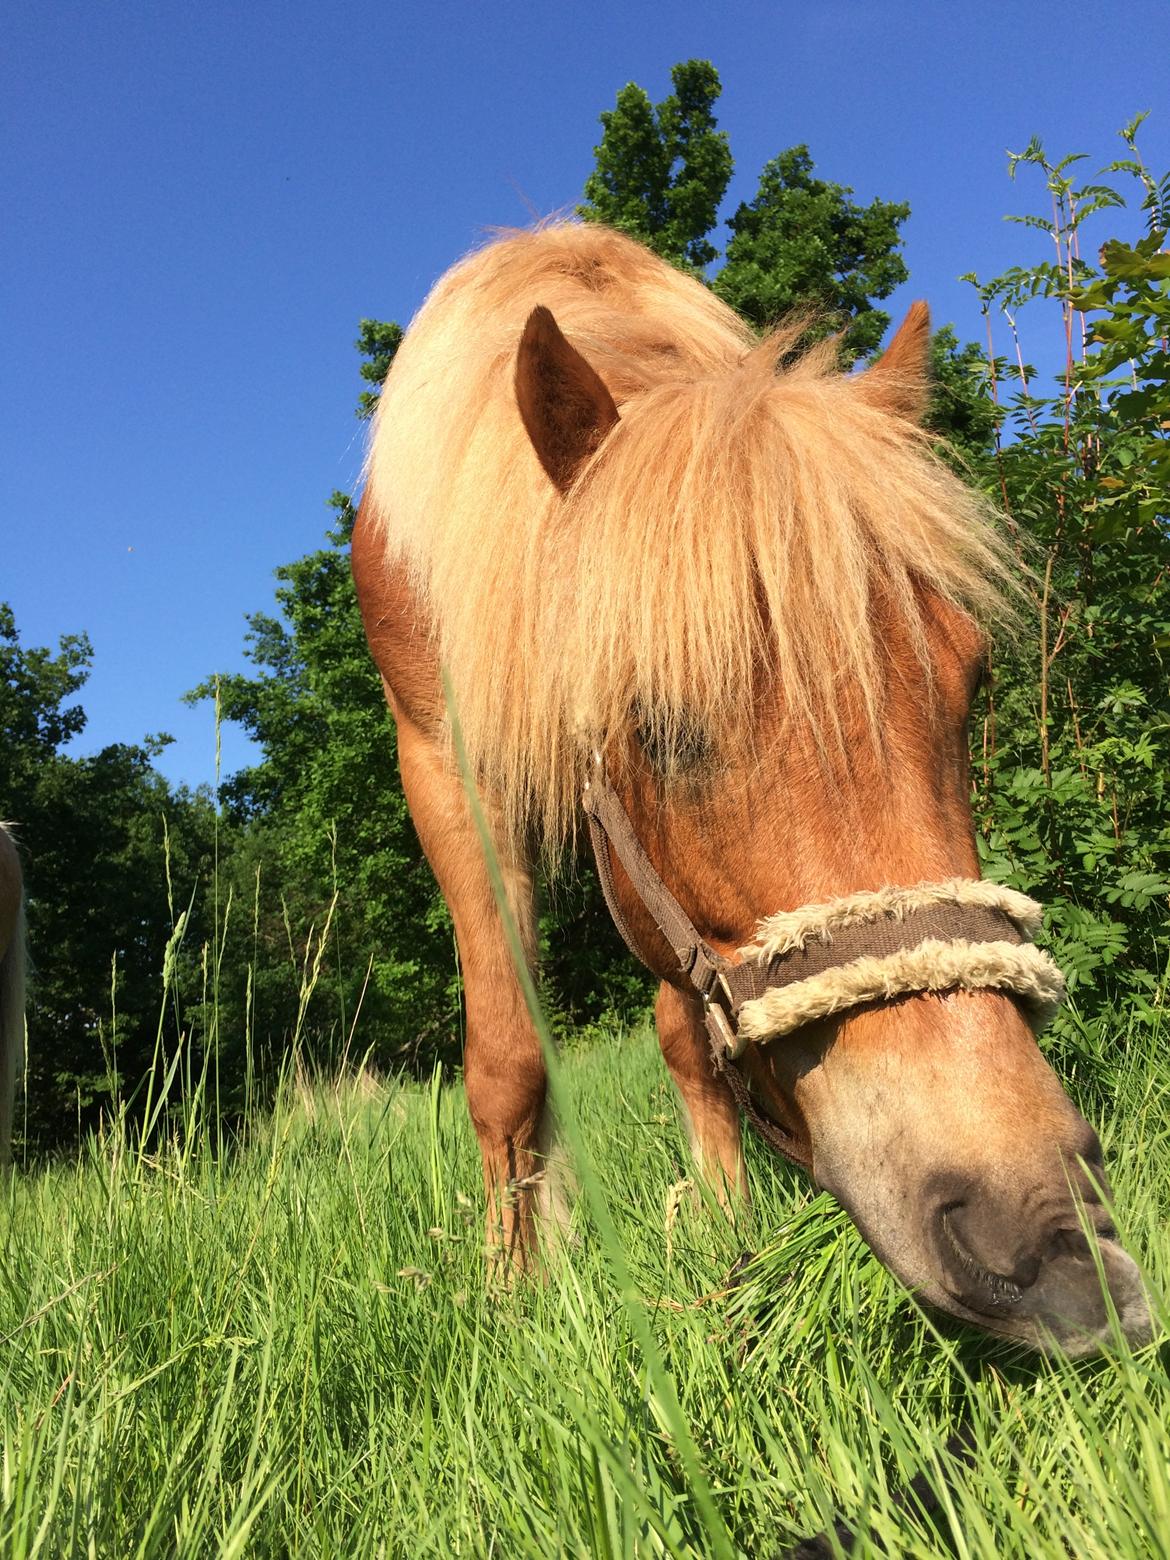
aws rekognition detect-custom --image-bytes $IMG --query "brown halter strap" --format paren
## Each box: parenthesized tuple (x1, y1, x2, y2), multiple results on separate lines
(582, 762, 813, 1165)
(581, 759, 1028, 1169)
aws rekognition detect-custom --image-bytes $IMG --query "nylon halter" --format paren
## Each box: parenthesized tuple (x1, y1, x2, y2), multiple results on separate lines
(581, 756, 1065, 1165)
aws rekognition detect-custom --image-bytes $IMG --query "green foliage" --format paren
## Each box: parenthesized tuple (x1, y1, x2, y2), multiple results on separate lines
(353, 318, 403, 419)
(580, 60, 986, 448)
(581, 62, 912, 354)
(196, 492, 652, 1060)
(926, 324, 1000, 459)
(538, 862, 655, 1039)
(965, 124, 1170, 1033)
(8, 67, 1165, 1142)
(1, 606, 216, 1143)
(206, 88, 1167, 1083)
(0, 603, 89, 765)
(189, 494, 462, 1078)
(714, 145, 910, 357)
(579, 60, 731, 269)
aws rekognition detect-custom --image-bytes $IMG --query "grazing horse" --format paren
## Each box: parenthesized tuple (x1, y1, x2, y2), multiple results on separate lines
(352, 223, 1150, 1352)
(0, 824, 26, 1173)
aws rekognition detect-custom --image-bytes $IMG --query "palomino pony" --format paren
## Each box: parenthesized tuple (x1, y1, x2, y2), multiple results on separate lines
(0, 824, 26, 1173)
(352, 222, 1150, 1352)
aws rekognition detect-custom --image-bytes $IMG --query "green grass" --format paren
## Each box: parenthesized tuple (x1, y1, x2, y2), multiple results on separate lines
(0, 1018, 1167, 1558)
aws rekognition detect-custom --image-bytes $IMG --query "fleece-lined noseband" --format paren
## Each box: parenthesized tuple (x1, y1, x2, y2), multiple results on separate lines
(582, 761, 1065, 1165)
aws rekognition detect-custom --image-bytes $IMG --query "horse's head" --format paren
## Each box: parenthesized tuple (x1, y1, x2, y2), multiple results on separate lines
(514, 298, 1151, 1354)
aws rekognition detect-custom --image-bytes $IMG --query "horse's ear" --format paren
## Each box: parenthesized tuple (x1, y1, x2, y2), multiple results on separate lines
(857, 301, 932, 422)
(515, 306, 619, 492)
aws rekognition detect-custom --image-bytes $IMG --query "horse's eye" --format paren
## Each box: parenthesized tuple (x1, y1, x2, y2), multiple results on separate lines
(635, 711, 712, 777)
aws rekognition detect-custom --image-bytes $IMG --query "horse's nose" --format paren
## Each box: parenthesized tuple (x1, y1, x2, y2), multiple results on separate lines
(931, 1187, 1152, 1350)
(934, 1196, 1040, 1314)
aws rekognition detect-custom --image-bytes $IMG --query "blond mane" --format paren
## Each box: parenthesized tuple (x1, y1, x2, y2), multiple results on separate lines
(365, 222, 1012, 847)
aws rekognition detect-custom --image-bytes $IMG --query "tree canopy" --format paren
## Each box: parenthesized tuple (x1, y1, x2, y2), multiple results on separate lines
(714, 145, 909, 357)
(580, 62, 910, 362)
(577, 61, 984, 444)
(579, 60, 731, 269)
(2, 607, 216, 1143)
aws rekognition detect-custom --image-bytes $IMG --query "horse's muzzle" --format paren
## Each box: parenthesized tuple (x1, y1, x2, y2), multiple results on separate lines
(928, 1174, 1152, 1353)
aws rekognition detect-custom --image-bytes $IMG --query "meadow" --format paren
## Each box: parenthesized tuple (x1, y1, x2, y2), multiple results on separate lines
(1, 1010, 1167, 1558)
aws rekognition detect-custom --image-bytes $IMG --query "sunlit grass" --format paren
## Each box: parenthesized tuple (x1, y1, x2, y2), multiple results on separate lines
(0, 1012, 1166, 1558)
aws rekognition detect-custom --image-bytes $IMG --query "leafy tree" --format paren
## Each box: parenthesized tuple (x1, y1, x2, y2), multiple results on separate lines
(191, 494, 462, 1075)
(713, 145, 910, 358)
(964, 121, 1170, 1036)
(581, 64, 910, 351)
(2, 606, 216, 1146)
(579, 60, 731, 269)
(579, 60, 988, 450)
(206, 80, 1170, 1096)
(21, 72, 1165, 1147)
(262, 66, 983, 1064)
(199, 495, 653, 1058)
(0, 605, 89, 786)
(354, 319, 404, 420)
(926, 325, 999, 461)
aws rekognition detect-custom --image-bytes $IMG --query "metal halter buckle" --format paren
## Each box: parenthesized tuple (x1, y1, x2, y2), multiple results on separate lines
(702, 973, 745, 1061)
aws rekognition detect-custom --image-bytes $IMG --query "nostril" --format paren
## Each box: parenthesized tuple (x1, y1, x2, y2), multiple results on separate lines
(925, 1174, 1144, 1344)
(936, 1204, 1030, 1312)
(1042, 1226, 1092, 1264)
(1073, 1123, 1110, 1179)
(942, 1200, 1042, 1284)
(1079, 1122, 1105, 1163)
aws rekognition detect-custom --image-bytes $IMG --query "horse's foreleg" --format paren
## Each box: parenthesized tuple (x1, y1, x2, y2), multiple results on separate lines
(394, 713, 550, 1275)
(655, 982, 746, 1206)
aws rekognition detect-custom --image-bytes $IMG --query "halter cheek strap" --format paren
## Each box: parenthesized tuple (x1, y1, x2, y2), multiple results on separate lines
(581, 761, 1065, 1165)
(582, 761, 810, 1164)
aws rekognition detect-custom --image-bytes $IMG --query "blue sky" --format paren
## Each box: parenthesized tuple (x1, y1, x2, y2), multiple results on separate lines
(4, 1, 1167, 790)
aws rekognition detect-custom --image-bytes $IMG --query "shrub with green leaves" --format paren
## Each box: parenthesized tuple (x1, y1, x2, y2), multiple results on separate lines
(962, 117, 1170, 1036)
